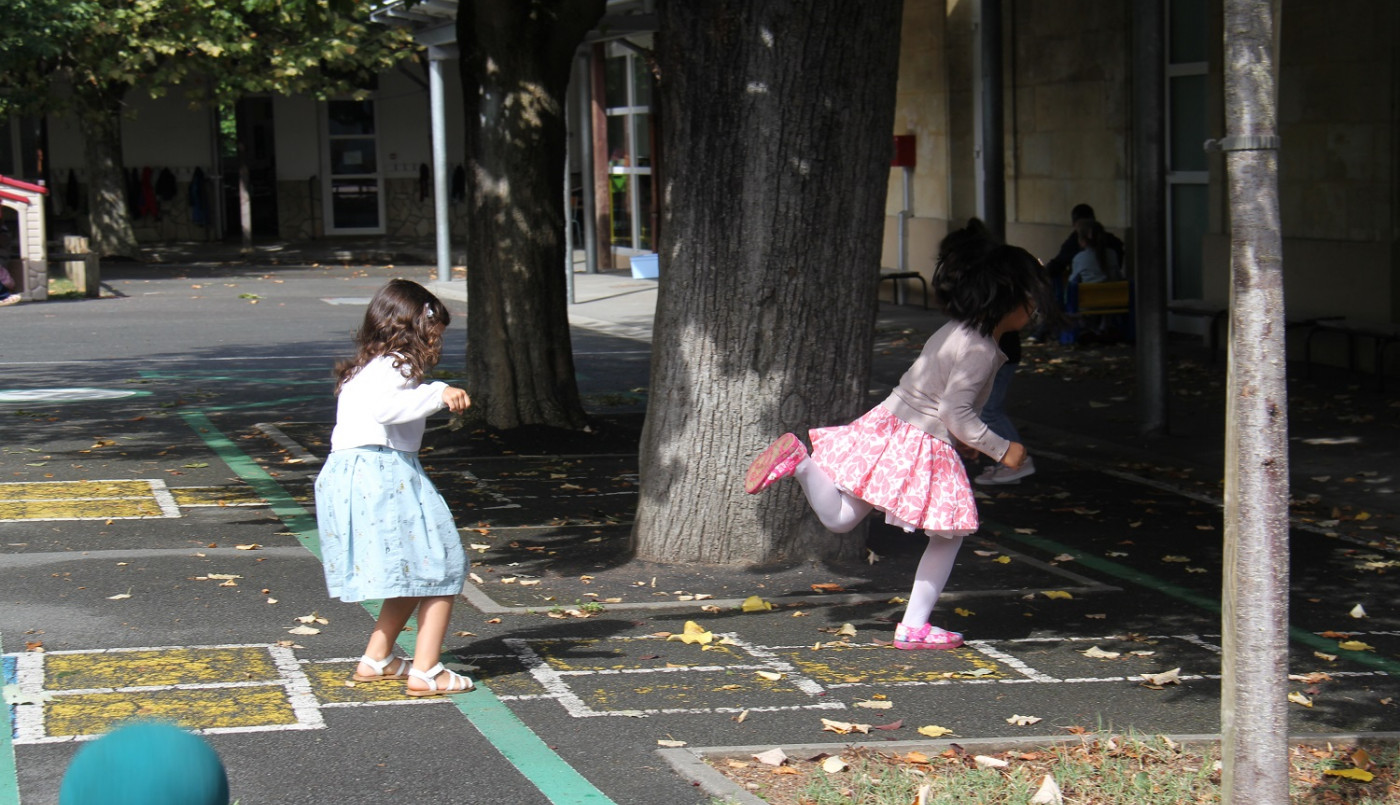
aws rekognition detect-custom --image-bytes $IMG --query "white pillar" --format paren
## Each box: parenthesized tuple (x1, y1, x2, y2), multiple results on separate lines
(429, 47, 452, 283)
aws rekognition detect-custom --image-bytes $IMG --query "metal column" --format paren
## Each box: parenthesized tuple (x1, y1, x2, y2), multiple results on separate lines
(429, 47, 452, 283)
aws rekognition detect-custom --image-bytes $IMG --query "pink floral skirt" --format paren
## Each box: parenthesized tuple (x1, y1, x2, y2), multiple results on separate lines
(809, 406, 978, 535)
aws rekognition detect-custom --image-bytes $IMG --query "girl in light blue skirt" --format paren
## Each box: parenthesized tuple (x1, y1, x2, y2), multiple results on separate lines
(314, 279, 473, 697)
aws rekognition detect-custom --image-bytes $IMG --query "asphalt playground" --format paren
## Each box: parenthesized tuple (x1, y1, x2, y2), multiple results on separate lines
(1, 251, 1398, 804)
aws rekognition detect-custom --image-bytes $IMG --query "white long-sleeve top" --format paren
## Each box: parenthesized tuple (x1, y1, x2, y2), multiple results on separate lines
(329, 355, 449, 453)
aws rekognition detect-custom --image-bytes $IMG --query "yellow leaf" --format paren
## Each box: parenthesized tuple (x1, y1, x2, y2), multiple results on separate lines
(954, 608, 975, 617)
(667, 621, 714, 645)
(917, 725, 954, 738)
(1323, 768, 1374, 782)
(1042, 590, 1073, 600)
(1288, 691, 1314, 707)
(1354, 511, 1372, 521)
(755, 671, 783, 681)
(835, 623, 857, 637)
(994, 555, 1011, 564)
(741, 595, 773, 612)
(1338, 640, 1374, 652)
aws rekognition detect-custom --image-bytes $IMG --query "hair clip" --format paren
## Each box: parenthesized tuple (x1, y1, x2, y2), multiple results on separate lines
(424, 303, 434, 319)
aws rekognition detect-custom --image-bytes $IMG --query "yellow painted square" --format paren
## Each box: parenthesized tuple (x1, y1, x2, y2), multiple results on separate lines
(45, 686, 296, 738)
(45, 647, 280, 691)
(0, 498, 161, 520)
(777, 644, 1005, 685)
(532, 638, 747, 672)
(5, 481, 152, 501)
(579, 672, 813, 712)
(305, 662, 408, 704)
(169, 486, 265, 507)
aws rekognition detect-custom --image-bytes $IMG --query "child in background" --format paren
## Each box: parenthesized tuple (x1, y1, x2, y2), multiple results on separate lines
(315, 279, 474, 696)
(746, 224, 1045, 649)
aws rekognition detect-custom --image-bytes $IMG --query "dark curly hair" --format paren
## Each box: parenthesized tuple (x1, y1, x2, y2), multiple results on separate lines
(933, 219, 1047, 338)
(334, 279, 451, 393)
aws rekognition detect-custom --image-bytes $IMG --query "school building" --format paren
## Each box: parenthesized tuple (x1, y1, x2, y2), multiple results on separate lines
(1, 0, 1396, 377)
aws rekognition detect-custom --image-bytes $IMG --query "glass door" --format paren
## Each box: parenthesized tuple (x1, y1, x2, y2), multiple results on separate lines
(603, 41, 654, 252)
(324, 99, 384, 234)
(1167, 0, 1209, 300)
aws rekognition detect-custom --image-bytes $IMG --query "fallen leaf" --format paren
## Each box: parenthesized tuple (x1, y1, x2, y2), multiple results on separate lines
(855, 700, 893, 710)
(821, 756, 848, 773)
(1323, 768, 1374, 782)
(954, 607, 975, 617)
(821, 719, 871, 735)
(1082, 646, 1121, 659)
(287, 625, 320, 635)
(1140, 668, 1181, 687)
(734, 709, 749, 724)
(1161, 555, 1191, 563)
(667, 621, 715, 645)
(235, 544, 261, 551)
(1338, 640, 1374, 652)
(753, 748, 788, 767)
(1349, 604, 1367, 619)
(741, 595, 773, 612)
(1288, 691, 1314, 707)
(974, 755, 1009, 769)
(994, 555, 1011, 564)
(1006, 714, 1042, 726)
(1029, 774, 1064, 804)
(1041, 590, 1072, 600)
(295, 614, 329, 625)
(657, 739, 687, 748)
(469, 573, 485, 584)
(867, 549, 881, 565)
(917, 725, 953, 738)
(810, 583, 845, 593)
(106, 591, 132, 600)
(903, 751, 930, 763)
(755, 671, 784, 681)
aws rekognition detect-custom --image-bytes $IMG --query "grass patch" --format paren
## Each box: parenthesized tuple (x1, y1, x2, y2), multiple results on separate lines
(708, 731, 1400, 804)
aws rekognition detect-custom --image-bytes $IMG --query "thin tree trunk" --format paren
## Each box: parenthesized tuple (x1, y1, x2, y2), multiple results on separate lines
(75, 88, 139, 259)
(456, 0, 606, 430)
(634, 0, 903, 565)
(1219, 1, 1289, 802)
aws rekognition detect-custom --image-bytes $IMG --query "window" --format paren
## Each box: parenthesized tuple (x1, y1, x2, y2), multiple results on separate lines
(604, 41, 655, 251)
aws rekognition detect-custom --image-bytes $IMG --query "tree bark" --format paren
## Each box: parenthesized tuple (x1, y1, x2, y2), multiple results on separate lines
(634, 0, 903, 565)
(456, 0, 606, 430)
(75, 87, 139, 259)
(1219, 1, 1289, 802)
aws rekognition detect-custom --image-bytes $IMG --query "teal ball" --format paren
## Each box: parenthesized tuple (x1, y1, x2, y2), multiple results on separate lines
(59, 721, 229, 805)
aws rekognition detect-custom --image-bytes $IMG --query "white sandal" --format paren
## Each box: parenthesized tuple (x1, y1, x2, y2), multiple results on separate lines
(352, 653, 411, 682)
(406, 662, 474, 697)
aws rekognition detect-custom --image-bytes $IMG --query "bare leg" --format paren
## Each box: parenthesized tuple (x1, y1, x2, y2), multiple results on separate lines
(356, 597, 419, 678)
(408, 595, 458, 689)
(901, 534, 965, 628)
(793, 460, 873, 533)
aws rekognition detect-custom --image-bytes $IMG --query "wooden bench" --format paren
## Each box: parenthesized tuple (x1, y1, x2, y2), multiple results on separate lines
(1304, 318, 1400, 390)
(879, 269, 928, 309)
(1167, 299, 1230, 362)
(1061, 280, 1131, 342)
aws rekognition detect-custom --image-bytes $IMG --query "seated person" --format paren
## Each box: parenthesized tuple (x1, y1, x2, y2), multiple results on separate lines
(1068, 219, 1120, 285)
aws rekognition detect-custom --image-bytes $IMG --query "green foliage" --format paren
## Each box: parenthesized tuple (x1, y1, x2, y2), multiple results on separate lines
(0, 0, 416, 117)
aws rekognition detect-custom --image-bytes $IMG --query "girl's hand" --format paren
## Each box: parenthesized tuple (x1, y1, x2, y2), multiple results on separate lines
(1001, 442, 1027, 470)
(442, 386, 471, 413)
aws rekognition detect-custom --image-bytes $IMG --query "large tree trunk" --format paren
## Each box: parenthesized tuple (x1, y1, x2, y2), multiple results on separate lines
(634, 0, 903, 565)
(1219, 2, 1289, 801)
(75, 87, 139, 259)
(456, 0, 606, 430)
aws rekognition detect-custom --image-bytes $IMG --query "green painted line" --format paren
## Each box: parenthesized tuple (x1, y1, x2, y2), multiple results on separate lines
(992, 524, 1400, 676)
(1, 633, 20, 805)
(180, 411, 321, 560)
(180, 410, 614, 804)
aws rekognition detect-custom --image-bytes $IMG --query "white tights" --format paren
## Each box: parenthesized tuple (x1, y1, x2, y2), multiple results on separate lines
(792, 459, 965, 629)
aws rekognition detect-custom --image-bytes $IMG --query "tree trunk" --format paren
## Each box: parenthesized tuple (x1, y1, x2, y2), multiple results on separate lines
(456, 0, 606, 430)
(75, 87, 139, 259)
(633, 0, 903, 565)
(1219, 1, 1289, 802)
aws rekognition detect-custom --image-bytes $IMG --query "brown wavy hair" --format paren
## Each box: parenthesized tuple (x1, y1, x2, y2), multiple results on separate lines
(334, 279, 451, 393)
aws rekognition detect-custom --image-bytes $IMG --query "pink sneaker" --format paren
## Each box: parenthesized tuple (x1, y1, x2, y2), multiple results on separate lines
(744, 433, 808, 494)
(893, 622, 964, 650)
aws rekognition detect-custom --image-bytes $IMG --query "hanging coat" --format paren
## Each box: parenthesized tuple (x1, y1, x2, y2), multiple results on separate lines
(138, 167, 159, 220)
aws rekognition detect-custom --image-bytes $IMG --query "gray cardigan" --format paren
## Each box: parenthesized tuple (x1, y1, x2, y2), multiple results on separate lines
(880, 320, 1011, 462)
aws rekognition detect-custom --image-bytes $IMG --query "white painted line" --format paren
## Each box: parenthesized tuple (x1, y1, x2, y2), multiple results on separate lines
(149, 478, 181, 518)
(963, 640, 1061, 683)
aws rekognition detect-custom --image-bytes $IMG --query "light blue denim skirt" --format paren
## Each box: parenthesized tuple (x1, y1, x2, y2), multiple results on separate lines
(313, 445, 466, 602)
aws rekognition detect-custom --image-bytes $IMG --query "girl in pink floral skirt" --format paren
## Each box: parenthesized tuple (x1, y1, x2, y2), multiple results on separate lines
(746, 223, 1044, 650)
